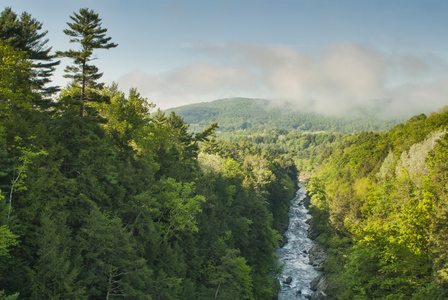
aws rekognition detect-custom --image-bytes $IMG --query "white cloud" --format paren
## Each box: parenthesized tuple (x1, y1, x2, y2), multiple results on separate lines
(385, 77, 448, 117)
(116, 43, 448, 118)
(167, 63, 253, 93)
(117, 62, 266, 109)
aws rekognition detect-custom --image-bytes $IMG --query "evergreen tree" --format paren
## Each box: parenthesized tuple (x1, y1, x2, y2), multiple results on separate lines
(57, 8, 117, 118)
(31, 213, 85, 299)
(0, 7, 60, 97)
(78, 206, 152, 299)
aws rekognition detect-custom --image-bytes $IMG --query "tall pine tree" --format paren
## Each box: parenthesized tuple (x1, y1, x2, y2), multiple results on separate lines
(57, 8, 117, 118)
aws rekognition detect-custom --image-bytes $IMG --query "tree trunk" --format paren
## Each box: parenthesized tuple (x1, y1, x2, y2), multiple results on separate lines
(106, 267, 112, 300)
(214, 282, 221, 299)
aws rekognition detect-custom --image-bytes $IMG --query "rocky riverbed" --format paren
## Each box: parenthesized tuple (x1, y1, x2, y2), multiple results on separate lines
(276, 181, 330, 300)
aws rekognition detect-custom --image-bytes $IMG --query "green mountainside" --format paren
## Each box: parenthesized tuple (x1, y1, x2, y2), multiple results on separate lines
(166, 97, 403, 134)
(306, 110, 448, 299)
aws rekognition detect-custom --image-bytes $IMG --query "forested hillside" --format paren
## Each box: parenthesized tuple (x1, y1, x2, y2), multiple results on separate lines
(306, 110, 448, 299)
(166, 98, 403, 135)
(0, 8, 297, 299)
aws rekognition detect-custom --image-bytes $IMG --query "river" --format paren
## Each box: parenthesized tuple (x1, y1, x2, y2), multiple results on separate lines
(276, 180, 320, 299)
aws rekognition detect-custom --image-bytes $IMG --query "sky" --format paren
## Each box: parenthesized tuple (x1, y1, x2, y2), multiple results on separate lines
(3, 0, 448, 117)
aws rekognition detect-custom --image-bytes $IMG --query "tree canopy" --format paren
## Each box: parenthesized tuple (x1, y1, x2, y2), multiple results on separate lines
(0, 7, 296, 299)
(306, 112, 448, 299)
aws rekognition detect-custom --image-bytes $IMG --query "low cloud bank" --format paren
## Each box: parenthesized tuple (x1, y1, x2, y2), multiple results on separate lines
(117, 43, 448, 118)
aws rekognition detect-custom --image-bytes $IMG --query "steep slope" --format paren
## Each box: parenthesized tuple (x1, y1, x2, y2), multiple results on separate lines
(306, 111, 448, 299)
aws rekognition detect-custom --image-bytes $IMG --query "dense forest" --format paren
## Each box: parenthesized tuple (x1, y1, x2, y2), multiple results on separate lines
(173, 99, 448, 299)
(167, 74, 448, 300)
(2, 5, 448, 300)
(306, 110, 448, 299)
(0, 7, 298, 299)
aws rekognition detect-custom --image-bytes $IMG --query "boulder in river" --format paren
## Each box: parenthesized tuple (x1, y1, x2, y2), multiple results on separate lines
(283, 276, 293, 284)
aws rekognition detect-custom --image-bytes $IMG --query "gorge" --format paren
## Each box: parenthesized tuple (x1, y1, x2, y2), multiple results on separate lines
(277, 181, 323, 299)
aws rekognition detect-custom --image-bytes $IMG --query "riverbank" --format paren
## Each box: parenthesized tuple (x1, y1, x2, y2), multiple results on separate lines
(302, 194, 331, 300)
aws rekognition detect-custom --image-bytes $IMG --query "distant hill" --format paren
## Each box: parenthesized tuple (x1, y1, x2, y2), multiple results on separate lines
(165, 98, 404, 134)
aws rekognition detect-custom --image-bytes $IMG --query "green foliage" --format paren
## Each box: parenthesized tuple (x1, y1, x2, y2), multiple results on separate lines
(97, 84, 155, 153)
(306, 111, 448, 298)
(79, 206, 152, 298)
(426, 132, 448, 288)
(154, 178, 205, 239)
(0, 7, 60, 96)
(0, 42, 35, 113)
(0, 290, 19, 300)
(207, 249, 254, 300)
(0, 187, 18, 261)
(0, 224, 18, 257)
(0, 9, 296, 298)
(57, 8, 117, 117)
(59, 8, 117, 87)
(411, 284, 447, 300)
(7, 136, 48, 218)
(32, 212, 85, 299)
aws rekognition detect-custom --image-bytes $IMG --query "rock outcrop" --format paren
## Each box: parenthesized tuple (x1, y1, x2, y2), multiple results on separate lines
(278, 234, 288, 248)
(308, 244, 327, 269)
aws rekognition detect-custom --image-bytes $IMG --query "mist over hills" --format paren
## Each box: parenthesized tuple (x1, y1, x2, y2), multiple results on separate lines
(166, 97, 405, 134)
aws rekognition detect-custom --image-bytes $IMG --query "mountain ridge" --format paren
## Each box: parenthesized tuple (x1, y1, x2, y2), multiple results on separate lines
(166, 97, 404, 134)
